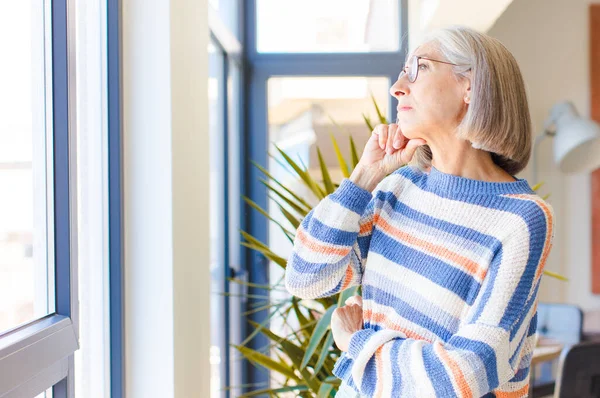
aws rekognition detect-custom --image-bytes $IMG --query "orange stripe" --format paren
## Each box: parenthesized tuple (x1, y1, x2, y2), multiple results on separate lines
(433, 342, 473, 398)
(373, 214, 487, 280)
(296, 227, 351, 257)
(341, 265, 354, 290)
(363, 309, 428, 341)
(359, 220, 373, 235)
(494, 383, 529, 398)
(374, 347, 384, 398)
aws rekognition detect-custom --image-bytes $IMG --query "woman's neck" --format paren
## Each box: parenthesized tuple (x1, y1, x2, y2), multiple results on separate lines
(427, 140, 516, 182)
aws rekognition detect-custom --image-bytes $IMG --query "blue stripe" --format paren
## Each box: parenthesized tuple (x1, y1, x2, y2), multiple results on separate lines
(321, 278, 344, 297)
(390, 340, 403, 394)
(360, 357, 378, 396)
(447, 336, 499, 390)
(366, 271, 461, 333)
(501, 210, 547, 329)
(422, 344, 458, 398)
(376, 190, 502, 250)
(379, 202, 494, 259)
(357, 235, 371, 259)
(512, 367, 530, 382)
(329, 179, 373, 214)
(399, 166, 534, 202)
(300, 215, 360, 246)
(509, 329, 528, 368)
(287, 251, 349, 275)
(365, 286, 455, 341)
(510, 279, 541, 340)
(528, 312, 538, 336)
(372, 230, 480, 304)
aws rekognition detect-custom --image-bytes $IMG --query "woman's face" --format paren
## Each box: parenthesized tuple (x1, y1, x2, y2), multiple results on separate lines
(389, 42, 470, 142)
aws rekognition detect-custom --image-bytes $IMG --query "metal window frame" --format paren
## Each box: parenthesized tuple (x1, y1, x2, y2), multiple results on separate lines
(107, 0, 124, 397)
(209, 2, 245, 397)
(241, 0, 408, 392)
(0, 0, 80, 396)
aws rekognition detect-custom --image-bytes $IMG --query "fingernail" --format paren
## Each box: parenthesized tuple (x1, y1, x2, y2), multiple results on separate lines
(393, 140, 402, 149)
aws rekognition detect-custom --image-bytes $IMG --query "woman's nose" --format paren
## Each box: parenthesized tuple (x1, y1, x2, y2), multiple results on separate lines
(389, 80, 407, 98)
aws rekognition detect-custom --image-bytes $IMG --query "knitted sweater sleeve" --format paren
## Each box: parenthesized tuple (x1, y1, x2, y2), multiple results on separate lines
(284, 178, 379, 299)
(336, 201, 555, 398)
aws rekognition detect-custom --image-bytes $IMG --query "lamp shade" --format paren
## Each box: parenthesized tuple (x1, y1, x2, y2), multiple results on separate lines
(549, 101, 600, 173)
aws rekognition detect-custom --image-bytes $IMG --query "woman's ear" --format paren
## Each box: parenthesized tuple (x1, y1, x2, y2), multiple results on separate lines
(462, 73, 471, 105)
(464, 86, 471, 105)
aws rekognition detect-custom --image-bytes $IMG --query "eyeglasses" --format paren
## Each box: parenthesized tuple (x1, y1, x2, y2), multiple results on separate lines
(399, 55, 462, 83)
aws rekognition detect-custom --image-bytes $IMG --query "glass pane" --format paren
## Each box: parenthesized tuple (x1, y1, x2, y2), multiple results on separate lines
(227, 63, 243, 398)
(210, 0, 239, 39)
(0, 1, 54, 335)
(74, 0, 110, 395)
(257, 0, 399, 53)
(35, 387, 53, 398)
(266, 76, 389, 390)
(208, 40, 226, 398)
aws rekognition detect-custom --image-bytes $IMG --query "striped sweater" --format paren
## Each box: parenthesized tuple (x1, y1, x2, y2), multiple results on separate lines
(284, 164, 555, 398)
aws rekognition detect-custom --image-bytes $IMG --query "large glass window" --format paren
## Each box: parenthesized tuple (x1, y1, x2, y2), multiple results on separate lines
(256, 0, 400, 53)
(266, 76, 390, 389)
(209, 1, 245, 396)
(0, 0, 54, 336)
(241, 0, 406, 395)
(0, 1, 80, 396)
(208, 40, 226, 398)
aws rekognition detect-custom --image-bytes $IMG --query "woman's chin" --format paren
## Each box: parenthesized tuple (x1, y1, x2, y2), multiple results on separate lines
(398, 125, 419, 139)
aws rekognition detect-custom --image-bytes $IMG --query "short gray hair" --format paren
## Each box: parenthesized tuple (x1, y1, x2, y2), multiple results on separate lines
(408, 25, 532, 176)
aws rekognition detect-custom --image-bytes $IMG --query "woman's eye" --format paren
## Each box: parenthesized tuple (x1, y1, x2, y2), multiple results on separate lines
(418, 63, 428, 70)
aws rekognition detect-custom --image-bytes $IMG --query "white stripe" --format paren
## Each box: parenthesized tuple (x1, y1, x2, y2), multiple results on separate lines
(365, 300, 445, 342)
(311, 196, 366, 232)
(364, 252, 468, 319)
(453, 323, 515, 386)
(378, 201, 494, 282)
(388, 173, 528, 241)
(351, 329, 406, 388)
(407, 340, 438, 397)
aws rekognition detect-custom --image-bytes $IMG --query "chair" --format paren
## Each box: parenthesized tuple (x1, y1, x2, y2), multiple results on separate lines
(531, 302, 584, 398)
(537, 302, 584, 345)
(553, 341, 600, 397)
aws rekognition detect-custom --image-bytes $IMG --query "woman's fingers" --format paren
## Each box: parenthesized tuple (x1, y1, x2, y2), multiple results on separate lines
(392, 125, 407, 150)
(400, 138, 427, 164)
(375, 125, 388, 150)
(344, 295, 363, 307)
(386, 124, 397, 154)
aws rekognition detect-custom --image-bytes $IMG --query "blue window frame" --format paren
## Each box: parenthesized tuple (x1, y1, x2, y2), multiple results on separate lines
(107, 0, 124, 397)
(0, 0, 79, 396)
(241, 0, 408, 392)
(209, 2, 245, 396)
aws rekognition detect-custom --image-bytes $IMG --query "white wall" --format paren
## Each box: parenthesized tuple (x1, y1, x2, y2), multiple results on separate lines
(489, 0, 600, 311)
(122, 0, 210, 396)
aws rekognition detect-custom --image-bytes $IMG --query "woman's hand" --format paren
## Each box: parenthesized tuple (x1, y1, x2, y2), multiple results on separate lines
(331, 295, 364, 352)
(350, 124, 427, 191)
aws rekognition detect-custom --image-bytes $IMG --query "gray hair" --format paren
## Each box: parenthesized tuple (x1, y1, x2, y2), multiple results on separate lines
(407, 25, 532, 176)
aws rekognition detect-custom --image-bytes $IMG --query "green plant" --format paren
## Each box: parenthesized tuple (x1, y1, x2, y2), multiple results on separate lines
(229, 96, 566, 398)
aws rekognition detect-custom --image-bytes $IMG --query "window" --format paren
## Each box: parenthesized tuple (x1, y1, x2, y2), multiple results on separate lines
(256, 0, 400, 53)
(243, 0, 407, 394)
(209, 3, 244, 398)
(0, 1, 80, 396)
(74, 0, 112, 396)
(266, 78, 391, 352)
(0, 0, 55, 338)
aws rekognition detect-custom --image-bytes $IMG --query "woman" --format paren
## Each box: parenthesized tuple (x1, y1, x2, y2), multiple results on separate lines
(284, 25, 554, 398)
